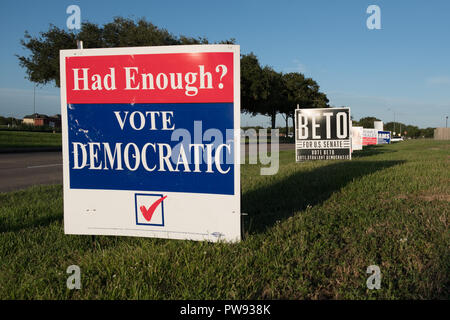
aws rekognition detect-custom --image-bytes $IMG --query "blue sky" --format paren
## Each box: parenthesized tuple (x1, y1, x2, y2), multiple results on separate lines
(0, 0, 449, 128)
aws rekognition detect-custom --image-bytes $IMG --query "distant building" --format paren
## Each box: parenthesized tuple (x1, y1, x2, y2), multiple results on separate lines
(434, 128, 450, 140)
(22, 113, 61, 128)
(48, 114, 61, 128)
(22, 117, 34, 125)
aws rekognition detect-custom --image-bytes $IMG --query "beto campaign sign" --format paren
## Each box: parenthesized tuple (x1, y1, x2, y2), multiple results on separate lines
(295, 107, 351, 161)
(60, 45, 241, 242)
(377, 131, 391, 144)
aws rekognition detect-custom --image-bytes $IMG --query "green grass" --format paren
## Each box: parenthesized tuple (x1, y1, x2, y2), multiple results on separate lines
(0, 130, 61, 150)
(0, 140, 448, 299)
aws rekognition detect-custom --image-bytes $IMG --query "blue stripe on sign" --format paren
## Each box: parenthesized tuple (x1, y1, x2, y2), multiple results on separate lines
(67, 103, 235, 195)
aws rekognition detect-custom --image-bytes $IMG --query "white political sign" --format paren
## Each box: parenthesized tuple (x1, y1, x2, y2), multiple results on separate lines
(351, 126, 363, 151)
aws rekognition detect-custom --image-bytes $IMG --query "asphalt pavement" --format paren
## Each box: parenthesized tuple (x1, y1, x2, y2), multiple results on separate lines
(0, 152, 62, 192)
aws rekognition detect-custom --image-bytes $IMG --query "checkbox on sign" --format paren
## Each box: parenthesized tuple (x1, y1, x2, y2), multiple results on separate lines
(135, 193, 166, 226)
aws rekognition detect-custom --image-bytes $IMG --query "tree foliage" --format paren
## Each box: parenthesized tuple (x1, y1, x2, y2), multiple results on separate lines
(352, 119, 435, 138)
(240, 55, 329, 128)
(240, 53, 266, 116)
(353, 116, 381, 129)
(384, 122, 434, 138)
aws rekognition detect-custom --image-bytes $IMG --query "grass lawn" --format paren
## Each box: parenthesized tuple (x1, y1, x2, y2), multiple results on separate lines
(0, 139, 448, 299)
(0, 130, 61, 150)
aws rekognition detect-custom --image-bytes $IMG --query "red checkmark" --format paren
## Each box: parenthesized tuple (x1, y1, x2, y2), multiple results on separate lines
(140, 196, 167, 222)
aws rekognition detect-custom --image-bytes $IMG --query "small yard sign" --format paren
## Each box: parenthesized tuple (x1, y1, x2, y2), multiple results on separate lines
(377, 131, 391, 144)
(351, 126, 363, 151)
(362, 128, 378, 146)
(295, 107, 351, 161)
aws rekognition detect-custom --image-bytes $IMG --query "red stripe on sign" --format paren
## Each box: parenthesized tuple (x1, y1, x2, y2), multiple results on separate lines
(362, 137, 377, 146)
(65, 52, 233, 104)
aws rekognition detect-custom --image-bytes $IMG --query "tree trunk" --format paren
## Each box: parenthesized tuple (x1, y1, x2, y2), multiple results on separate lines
(271, 109, 276, 129)
(285, 113, 289, 137)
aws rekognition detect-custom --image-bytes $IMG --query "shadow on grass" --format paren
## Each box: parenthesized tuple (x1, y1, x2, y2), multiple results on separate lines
(352, 145, 397, 158)
(242, 160, 404, 235)
(0, 213, 62, 233)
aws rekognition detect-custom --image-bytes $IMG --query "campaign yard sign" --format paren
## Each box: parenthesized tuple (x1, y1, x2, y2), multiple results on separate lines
(377, 131, 391, 144)
(351, 126, 363, 151)
(60, 45, 241, 242)
(295, 107, 351, 161)
(362, 128, 377, 146)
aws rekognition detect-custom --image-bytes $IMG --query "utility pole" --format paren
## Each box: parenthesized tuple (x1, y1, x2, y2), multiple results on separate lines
(33, 84, 36, 115)
(393, 111, 396, 135)
(446, 116, 448, 128)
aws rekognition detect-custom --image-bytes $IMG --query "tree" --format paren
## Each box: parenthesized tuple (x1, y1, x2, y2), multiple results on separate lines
(240, 53, 266, 116)
(377, 121, 434, 138)
(280, 72, 329, 133)
(420, 127, 434, 138)
(280, 72, 305, 134)
(354, 116, 381, 129)
(18, 26, 76, 87)
(260, 67, 288, 129)
(241, 56, 288, 129)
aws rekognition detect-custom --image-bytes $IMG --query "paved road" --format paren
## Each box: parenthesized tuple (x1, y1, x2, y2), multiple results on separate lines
(0, 152, 62, 192)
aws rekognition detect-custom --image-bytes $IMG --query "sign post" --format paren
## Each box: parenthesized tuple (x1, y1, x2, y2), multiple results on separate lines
(60, 45, 241, 242)
(294, 107, 351, 161)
